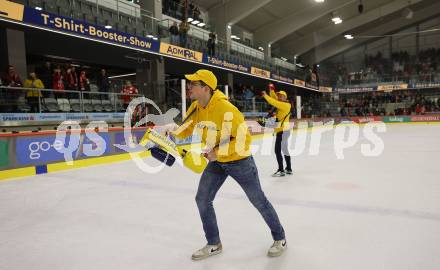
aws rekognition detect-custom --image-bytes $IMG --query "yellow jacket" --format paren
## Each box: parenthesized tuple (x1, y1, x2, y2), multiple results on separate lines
(262, 90, 291, 133)
(172, 90, 251, 162)
(24, 79, 44, 97)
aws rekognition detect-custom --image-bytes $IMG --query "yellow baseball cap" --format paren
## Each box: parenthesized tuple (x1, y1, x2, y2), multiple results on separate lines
(278, 91, 287, 97)
(185, 69, 217, 90)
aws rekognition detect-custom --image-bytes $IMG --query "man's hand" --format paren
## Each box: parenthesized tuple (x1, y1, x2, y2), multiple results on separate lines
(203, 150, 217, 162)
(261, 91, 267, 97)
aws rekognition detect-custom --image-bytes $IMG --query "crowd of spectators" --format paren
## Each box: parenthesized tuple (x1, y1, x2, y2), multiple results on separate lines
(325, 48, 440, 86)
(337, 91, 440, 117)
(0, 62, 142, 113)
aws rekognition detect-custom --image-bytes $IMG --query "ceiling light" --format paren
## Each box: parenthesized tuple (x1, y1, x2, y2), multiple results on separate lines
(147, 34, 154, 38)
(315, 0, 325, 2)
(281, 57, 288, 61)
(227, 25, 232, 29)
(191, 20, 200, 25)
(332, 16, 342, 24)
(152, 37, 158, 40)
(35, 6, 42, 11)
(258, 46, 264, 51)
(344, 34, 354, 39)
(105, 25, 112, 29)
(187, 18, 193, 22)
(197, 22, 205, 27)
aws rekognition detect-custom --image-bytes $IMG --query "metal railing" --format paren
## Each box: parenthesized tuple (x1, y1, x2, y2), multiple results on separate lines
(335, 72, 440, 88)
(230, 99, 271, 113)
(0, 86, 144, 113)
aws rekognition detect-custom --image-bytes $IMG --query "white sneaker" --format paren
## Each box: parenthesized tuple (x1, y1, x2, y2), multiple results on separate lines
(191, 243, 222, 261)
(272, 170, 285, 177)
(267, 239, 287, 257)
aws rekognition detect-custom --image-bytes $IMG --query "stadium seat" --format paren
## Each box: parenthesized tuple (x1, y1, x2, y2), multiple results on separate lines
(102, 99, 114, 112)
(83, 99, 94, 112)
(91, 99, 103, 112)
(17, 96, 31, 113)
(43, 98, 59, 112)
(57, 98, 71, 112)
(69, 99, 81, 112)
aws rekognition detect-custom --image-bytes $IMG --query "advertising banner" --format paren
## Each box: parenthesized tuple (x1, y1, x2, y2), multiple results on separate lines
(205, 56, 249, 73)
(250, 67, 271, 78)
(294, 79, 305, 87)
(351, 116, 384, 123)
(410, 115, 440, 122)
(334, 87, 377, 93)
(160, 43, 203, 62)
(383, 116, 411, 123)
(271, 74, 293, 83)
(0, 113, 126, 123)
(16, 135, 80, 165)
(0, 140, 9, 167)
(377, 84, 408, 91)
(0, 0, 24, 21)
(319, 86, 333, 93)
(410, 82, 440, 89)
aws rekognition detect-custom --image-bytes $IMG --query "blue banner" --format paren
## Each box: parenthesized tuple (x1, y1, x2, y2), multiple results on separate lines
(23, 7, 161, 53)
(0, 113, 126, 122)
(16, 135, 80, 165)
(114, 131, 145, 153)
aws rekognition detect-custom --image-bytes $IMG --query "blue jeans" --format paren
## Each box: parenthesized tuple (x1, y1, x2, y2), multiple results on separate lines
(196, 156, 285, 245)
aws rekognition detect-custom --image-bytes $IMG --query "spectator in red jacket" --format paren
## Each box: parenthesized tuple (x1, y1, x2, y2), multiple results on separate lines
(79, 70, 90, 91)
(121, 81, 139, 109)
(52, 66, 65, 98)
(65, 66, 78, 98)
(79, 70, 90, 98)
(2, 65, 23, 87)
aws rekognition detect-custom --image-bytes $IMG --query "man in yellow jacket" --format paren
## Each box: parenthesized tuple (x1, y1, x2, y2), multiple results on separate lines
(24, 72, 44, 113)
(170, 70, 286, 260)
(262, 84, 292, 177)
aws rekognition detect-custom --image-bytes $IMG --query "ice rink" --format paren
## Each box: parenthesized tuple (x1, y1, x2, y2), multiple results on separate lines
(1, 123, 440, 270)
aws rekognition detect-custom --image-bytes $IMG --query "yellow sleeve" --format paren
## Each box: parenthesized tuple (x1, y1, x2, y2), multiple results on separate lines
(23, 80, 32, 88)
(171, 101, 197, 140)
(263, 93, 290, 112)
(270, 89, 277, 99)
(36, 79, 45, 89)
(215, 102, 250, 157)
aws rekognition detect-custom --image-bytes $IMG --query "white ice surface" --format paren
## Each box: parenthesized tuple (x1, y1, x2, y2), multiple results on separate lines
(1, 124, 440, 270)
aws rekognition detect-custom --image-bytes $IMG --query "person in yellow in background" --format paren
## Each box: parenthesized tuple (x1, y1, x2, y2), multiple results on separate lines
(169, 70, 287, 260)
(262, 83, 292, 177)
(24, 72, 44, 113)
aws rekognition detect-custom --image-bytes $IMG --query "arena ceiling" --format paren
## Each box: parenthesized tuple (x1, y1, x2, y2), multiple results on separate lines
(194, 0, 440, 63)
